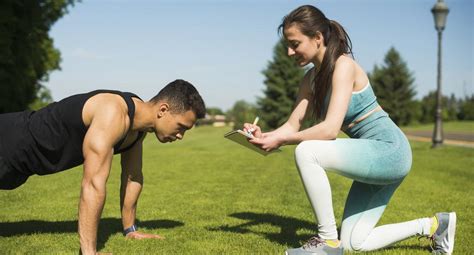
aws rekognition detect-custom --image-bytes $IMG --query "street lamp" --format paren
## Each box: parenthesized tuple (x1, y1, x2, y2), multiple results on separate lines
(431, 0, 449, 148)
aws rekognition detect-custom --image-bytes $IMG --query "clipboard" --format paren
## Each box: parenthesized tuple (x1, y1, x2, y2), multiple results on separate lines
(224, 130, 281, 156)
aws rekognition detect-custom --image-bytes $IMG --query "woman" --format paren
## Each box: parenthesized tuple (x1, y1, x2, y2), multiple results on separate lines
(244, 5, 456, 255)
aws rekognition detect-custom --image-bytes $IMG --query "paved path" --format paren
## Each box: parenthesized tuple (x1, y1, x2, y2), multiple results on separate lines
(403, 130, 474, 148)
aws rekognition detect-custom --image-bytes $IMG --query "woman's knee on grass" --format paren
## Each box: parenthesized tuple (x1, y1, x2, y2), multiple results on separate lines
(341, 231, 370, 252)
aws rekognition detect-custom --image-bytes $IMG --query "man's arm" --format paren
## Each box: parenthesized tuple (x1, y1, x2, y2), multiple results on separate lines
(120, 134, 164, 239)
(120, 136, 143, 232)
(79, 104, 127, 255)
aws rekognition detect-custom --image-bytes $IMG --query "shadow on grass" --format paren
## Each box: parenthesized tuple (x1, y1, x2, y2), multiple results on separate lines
(208, 212, 317, 247)
(209, 212, 429, 253)
(0, 218, 183, 250)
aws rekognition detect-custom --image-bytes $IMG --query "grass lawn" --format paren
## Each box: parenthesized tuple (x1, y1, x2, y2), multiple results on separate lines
(402, 121, 474, 133)
(0, 126, 473, 254)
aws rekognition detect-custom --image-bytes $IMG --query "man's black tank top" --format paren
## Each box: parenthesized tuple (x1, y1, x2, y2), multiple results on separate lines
(0, 90, 144, 176)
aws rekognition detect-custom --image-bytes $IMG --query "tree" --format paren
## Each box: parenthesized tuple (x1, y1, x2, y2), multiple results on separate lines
(419, 91, 459, 123)
(368, 47, 417, 126)
(0, 0, 77, 113)
(206, 107, 224, 116)
(28, 85, 53, 111)
(257, 39, 305, 129)
(227, 100, 257, 130)
(457, 95, 474, 120)
(446, 94, 459, 121)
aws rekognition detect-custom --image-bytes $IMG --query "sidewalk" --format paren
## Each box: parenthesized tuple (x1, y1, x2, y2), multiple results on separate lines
(403, 130, 474, 148)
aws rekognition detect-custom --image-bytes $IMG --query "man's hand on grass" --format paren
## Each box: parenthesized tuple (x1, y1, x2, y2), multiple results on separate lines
(125, 231, 164, 240)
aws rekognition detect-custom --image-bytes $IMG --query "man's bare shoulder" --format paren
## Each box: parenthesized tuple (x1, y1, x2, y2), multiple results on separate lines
(82, 93, 129, 128)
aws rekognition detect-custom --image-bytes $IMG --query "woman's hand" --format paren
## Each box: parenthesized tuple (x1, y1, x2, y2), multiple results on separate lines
(242, 122, 284, 151)
(249, 133, 284, 152)
(242, 123, 262, 138)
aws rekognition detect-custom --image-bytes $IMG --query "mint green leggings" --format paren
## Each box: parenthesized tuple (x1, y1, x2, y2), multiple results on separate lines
(294, 111, 431, 251)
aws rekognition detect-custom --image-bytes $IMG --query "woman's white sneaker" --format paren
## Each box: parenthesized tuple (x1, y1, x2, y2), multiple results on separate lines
(431, 212, 456, 254)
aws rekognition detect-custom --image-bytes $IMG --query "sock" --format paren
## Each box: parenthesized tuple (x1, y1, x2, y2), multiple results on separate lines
(419, 217, 433, 236)
(429, 216, 438, 237)
(325, 239, 340, 248)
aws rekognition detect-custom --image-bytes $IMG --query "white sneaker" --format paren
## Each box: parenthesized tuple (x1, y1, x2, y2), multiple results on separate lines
(431, 212, 456, 254)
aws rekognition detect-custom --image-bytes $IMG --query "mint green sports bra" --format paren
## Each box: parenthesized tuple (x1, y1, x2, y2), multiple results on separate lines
(310, 68, 380, 126)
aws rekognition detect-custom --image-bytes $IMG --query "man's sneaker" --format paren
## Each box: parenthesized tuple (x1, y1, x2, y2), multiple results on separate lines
(285, 236, 343, 255)
(431, 212, 456, 254)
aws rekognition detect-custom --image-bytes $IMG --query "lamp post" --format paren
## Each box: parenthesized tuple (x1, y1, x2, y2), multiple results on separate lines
(431, 0, 449, 148)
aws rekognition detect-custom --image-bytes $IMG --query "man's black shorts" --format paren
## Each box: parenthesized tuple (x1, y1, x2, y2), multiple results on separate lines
(0, 156, 29, 190)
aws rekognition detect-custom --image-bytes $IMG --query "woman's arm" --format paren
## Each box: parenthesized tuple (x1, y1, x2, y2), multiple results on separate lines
(283, 56, 355, 143)
(251, 56, 355, 150)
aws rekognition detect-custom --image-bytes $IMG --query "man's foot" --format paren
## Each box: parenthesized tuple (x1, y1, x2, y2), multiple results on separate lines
(285, 236, 343, 255)
(431, 212, 456, 254)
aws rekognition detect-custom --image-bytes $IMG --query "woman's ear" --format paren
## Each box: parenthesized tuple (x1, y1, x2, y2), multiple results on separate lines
(314, 31, 324, 48)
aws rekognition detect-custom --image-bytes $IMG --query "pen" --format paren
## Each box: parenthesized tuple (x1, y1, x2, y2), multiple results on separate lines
(247, 116, 259, 136)
(252, 116, 259, 126)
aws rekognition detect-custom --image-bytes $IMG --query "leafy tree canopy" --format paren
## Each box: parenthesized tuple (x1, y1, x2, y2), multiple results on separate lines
(0, 0, 77, 113)
(369, 47, 417, 125)
(257, 39, 305, 129)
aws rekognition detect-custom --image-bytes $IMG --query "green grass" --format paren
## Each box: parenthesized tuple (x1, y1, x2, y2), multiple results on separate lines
(0, 126, 473, 254)
(402, 120, 474, 133)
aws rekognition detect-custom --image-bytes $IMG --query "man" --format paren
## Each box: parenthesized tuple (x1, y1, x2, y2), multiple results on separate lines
(0, 79, 206, 254)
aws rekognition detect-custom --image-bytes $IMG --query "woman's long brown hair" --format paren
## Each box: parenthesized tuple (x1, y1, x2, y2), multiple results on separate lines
(279, 5, 353, 119)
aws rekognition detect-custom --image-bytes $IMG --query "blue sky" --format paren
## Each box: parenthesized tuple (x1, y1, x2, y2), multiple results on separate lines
(45, 0, 473, 111)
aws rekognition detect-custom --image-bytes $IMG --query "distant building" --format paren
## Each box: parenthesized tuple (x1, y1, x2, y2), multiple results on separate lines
(197, 114, 228, 127)
(212, 114, 227, 127)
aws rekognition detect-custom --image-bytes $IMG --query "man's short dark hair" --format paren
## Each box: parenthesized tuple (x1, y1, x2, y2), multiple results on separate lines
(150, 79, 206, 119)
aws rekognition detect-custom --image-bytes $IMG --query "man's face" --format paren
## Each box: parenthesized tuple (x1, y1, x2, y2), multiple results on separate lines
(154, 107, 197, 143)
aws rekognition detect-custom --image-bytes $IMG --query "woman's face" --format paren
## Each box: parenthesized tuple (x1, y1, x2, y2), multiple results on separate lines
(284, 25, 322, 66)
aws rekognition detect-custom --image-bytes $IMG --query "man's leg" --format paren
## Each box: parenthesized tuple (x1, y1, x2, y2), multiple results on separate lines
(0, 156, 29, 190)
